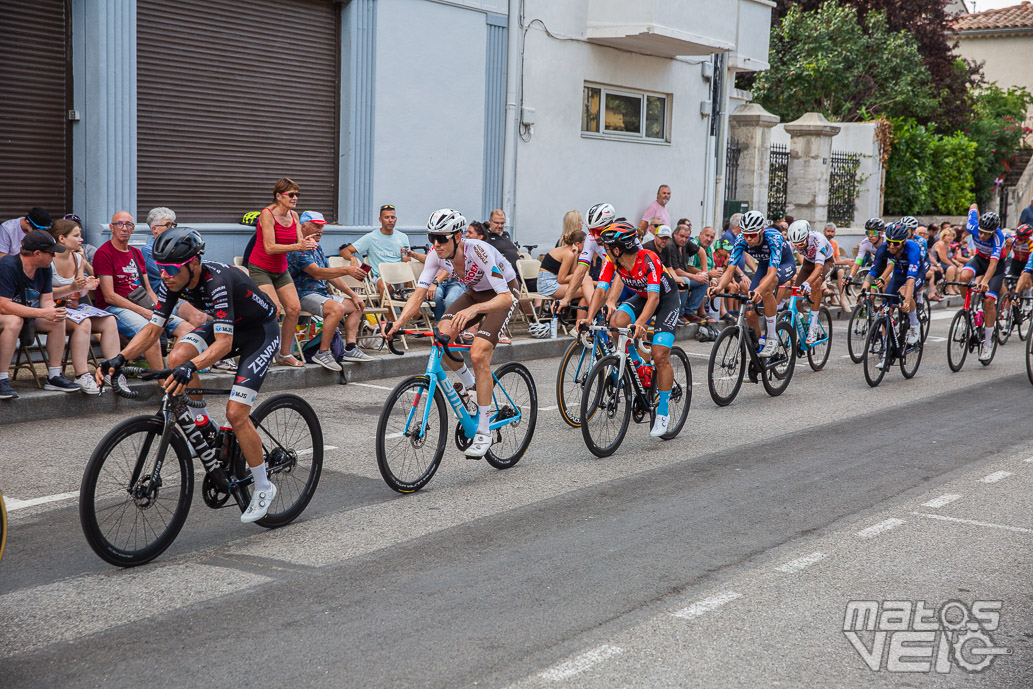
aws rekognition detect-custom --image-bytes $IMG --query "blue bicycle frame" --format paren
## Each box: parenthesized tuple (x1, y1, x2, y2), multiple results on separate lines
(785, 287, 828, 352)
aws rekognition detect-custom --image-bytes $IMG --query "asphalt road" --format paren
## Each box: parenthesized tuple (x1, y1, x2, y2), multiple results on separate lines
(2, 311, 1032, 688)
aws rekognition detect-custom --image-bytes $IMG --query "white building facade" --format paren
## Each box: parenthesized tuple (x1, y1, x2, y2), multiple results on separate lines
(0, 0, 773, 260)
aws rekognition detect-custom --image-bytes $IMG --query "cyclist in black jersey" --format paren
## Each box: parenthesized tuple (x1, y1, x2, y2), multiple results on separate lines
(97, 228, 282, 523)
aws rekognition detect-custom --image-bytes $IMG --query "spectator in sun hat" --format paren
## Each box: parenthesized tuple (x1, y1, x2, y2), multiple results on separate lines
(0, 207, 52, 258)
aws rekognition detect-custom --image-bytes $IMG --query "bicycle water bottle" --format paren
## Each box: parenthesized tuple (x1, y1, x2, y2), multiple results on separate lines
(195, 414, 218, 449)
(974, 310, 984, 328)
(636, 364, 653, 390)
(550, 315, 558, 339)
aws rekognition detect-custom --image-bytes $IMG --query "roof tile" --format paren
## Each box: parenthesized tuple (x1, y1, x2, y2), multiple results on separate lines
(954, 1, 1033, 31)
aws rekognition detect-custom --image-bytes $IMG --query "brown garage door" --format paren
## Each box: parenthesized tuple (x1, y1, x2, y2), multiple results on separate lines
(0, 0, 71, 220)
(137, 0, 339, 223)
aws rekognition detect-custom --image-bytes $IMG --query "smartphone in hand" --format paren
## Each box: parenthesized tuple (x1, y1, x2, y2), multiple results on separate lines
(360, 263, 372, 274)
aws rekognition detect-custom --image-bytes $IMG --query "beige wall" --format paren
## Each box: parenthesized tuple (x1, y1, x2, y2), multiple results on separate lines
(955, 33, 1033, 140)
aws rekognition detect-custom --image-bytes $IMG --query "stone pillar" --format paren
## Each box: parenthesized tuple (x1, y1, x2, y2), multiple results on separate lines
(728, 103, 780, 214)
(784, 113, 840, 224)
(71, 0, 137, 243)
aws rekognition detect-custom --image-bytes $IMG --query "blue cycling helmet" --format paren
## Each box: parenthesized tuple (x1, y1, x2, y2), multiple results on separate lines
(884, 222, 909, 242)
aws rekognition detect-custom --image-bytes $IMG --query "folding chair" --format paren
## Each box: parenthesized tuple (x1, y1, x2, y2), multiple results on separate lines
(233, 256, 244, 267)
(516, 259, 558, 330)
(10, 328, 50, 388)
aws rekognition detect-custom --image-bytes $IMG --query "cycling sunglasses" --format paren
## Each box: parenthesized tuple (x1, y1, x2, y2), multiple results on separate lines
(156, 258, 193, 277)
(428, 233, 454, 245)
(886, 238, 905, 246)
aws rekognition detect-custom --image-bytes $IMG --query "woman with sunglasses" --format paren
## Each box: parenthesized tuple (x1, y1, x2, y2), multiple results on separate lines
(248, 177, 318, 368)
(98, 228, 284, 522)
(386, 209, 519, 459)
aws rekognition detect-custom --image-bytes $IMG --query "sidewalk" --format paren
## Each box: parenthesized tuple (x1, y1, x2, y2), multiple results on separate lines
(0, 293, 965, 426)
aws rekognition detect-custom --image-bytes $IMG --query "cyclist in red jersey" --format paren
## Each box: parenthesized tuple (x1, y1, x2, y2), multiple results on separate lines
(577, 221, 679, 437)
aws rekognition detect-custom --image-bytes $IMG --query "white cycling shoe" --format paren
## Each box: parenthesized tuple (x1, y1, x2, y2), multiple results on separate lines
(650, 414, 670, 437)
(758, 338, 778, 358)
(465, 432, 492, 459)
(906, 326, 920, 346)
(241, 484, 277, 523)
(978, 341, 993, 362)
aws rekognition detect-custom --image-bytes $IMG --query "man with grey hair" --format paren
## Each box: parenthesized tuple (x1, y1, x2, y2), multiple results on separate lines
(722, 212, 742, 244)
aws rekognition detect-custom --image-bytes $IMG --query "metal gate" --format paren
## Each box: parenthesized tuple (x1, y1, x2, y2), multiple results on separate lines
(767, 143, 788, 221)
(725, 140, 741, 202)
(828, 151, 861, 225)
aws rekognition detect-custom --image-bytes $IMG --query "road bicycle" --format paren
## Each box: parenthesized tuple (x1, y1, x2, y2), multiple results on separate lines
(858, 291, 924, 387)
(995, 275, 1033, 346)
(578, 322, 691, 457)
(778, 285, 832, 371)
(555, 306, 614, 427)
(944, 280, 999, 371)
(376, 327, 537, 492)
(845, 277, 874, 363)
(79, 369, 323, 567)
(707, 293, 796, 406)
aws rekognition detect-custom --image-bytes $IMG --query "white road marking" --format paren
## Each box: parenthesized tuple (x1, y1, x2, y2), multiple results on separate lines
(925, 336, 947, 343)
(385, 432, 404, 440)
(922, 494, 961, 509)
(296, 445, 338, 457)
(930, 310, 955, 321)
(775, 552, 826, 573)
(912, 512, 1033, 534)
(539, 645, 624, 681)
(672, 591, 742, 620)
(685, 352, 711, 358)
(856, 518, 905, 539)
(352, 382, 393, 391)
(5, 491, 79, 512)
(1024, 456, 1033, 463)
(538, 405, 558, 412)
(981, 471, 1013, 484)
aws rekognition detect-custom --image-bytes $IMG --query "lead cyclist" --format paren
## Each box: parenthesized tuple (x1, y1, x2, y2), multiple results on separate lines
(386, 209, 520, 458)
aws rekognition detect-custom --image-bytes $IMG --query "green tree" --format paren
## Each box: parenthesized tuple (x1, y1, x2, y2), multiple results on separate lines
(884, 118, 976, 215)
(754, 2, 937, 124)
(963, 84, 1033, 208)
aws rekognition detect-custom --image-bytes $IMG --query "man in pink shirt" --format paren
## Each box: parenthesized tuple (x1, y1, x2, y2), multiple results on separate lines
(637, 184, 671, 238)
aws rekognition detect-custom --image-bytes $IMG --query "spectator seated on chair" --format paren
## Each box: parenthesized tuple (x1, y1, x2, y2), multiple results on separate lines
(538, 229, 585, 303)
(0, 231, 87, 398)
(287, 211, 374, 370)
(338, 204, 413, 296)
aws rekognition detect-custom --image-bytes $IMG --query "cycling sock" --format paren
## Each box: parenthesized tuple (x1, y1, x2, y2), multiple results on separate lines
(985, 326, 994, 344)
(765, 316, 776, 340)
(456, 364, 475, 389)
(477, 405, 491, 434)
(48, 366, 61, 378)
(250, 462, 271, 492)
(808, 313, 820, 337)
(657, 390, 671, 416)
(909, 310, 919, 327)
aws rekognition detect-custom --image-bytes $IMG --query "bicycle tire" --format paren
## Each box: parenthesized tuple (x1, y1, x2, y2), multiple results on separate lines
(376, 376, 448, 493)
(242, 394, 324, 528)
(1018, 303, 1031, 342)
(659, 346, 692, 439)
(846, 303, 870, 363)
(919, 298, 931, 343)
(946, 311, 969, 372)
(899, 333, 923, 379)
(0, 491, 6, 567)
(80, 415, 193, 567)
(556, 337, 596, 428)
(981, 325, 999, 366)
(1027, 331, 1033, 386)
(997, 300, 1013, 346)
(862, 318, 889, 387)
(580, 355, 632, 458)
(708, 326, 745, 406)
(806, 307, 833, 371)
(485, 362, 537, 469)
(761, 322, 796, 397)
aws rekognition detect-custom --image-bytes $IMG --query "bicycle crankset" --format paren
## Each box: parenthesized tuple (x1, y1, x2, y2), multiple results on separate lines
(202, 473, 231, 508)
(454, 422, 473, 452)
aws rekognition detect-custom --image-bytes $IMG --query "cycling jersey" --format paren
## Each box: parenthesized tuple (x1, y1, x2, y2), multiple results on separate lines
(152, 261, 276, 335)
(1013, 237, 1032, 263)
(417, 238, 516, 295)
(855, 238, 882, 267)
(598, 249, 675, 298)
(729, 228, 795, 270)
(797, 231, 834, 265)
(577, 232, 608, 267)
(869, 240, 923, 283)
(969, 227, 1006, 260)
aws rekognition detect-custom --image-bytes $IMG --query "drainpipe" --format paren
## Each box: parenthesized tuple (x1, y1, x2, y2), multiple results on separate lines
(500, 0, 521, 236)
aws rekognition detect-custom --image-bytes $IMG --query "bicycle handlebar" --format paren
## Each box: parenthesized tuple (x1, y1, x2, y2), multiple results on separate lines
(383, 322, 466, 362)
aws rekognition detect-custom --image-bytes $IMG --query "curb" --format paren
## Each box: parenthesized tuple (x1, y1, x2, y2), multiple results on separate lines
(0, 294, 967, 426)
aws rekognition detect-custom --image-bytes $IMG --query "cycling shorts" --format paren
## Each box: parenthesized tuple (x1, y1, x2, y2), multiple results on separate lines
(750, 261, 796, 292)
(179, 318, 280, 407)
(1008, 257, 1026, 279)
(616, 289, 680, 349)
(961, 254, 1006, 299)
(442, 280, 520, 346)
(886, 271, 925, 299)
(794, 260, 833, 287)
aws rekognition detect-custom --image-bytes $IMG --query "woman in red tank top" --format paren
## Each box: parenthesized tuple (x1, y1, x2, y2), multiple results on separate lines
(247, 177, 318, 367)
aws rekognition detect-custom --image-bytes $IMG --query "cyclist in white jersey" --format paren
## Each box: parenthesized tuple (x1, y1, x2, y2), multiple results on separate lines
(847, 218, 885, 284)
(557, 202, 624, 314)
(786, 220, 833, 344)
(386, 209, 519, 458)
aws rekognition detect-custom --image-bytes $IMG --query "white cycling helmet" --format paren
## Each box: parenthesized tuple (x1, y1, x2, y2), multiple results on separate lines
(586, 203, 616, 231)
(900, 215, 919, 231)
(740, 210, 766, 235)
(787, 219, 811, 244)
(528, 321, 552, 339)
(426, 208, 467, 235)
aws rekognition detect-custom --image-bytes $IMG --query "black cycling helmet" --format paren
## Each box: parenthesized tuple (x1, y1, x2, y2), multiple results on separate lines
(599, 221, 639, 251)
(884, 222, 909, 242)
(1017, 224, 1033, 241)
(979, 212, 1000, 232)
(153, 227, 205, 263)
(864, 217, 885, 233)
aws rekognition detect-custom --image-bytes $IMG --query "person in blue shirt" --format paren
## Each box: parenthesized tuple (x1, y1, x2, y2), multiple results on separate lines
(709, 210, 796, 358)
(958, 206, 1006, 362)
(861, 222, 923, 350)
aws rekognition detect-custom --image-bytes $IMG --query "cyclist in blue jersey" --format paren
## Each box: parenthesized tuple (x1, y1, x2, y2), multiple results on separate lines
(861, 222, 923, 351)
(709, 210, 795, 357)
(958, 207, 1006, 362)
(578, 221, 678, 437)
